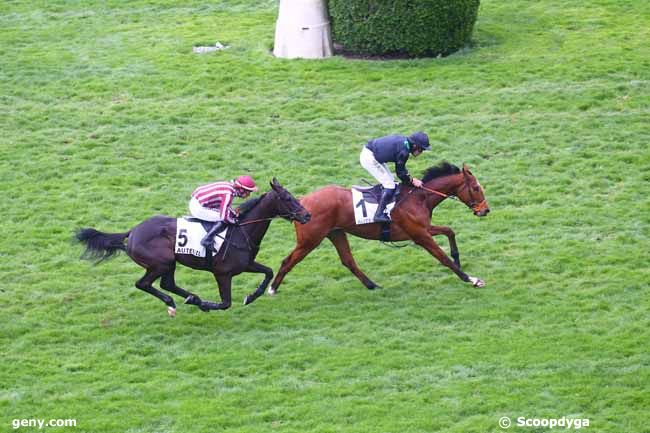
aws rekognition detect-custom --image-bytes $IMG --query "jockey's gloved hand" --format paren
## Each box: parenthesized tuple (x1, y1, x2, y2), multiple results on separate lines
(227, 208, 239, 224)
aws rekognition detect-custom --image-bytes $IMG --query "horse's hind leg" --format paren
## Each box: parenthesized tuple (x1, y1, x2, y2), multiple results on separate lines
(428, 225, 461, 268)
(159, 265, 207, 312)
(135, 267, 178, 317)
(327, 230, 379, 290)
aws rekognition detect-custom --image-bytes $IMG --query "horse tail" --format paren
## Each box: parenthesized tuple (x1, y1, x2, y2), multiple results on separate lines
(75, 228, 130, 263)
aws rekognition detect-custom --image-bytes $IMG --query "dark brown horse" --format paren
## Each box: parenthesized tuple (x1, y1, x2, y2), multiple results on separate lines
(76, 179, 310, 316)
(269, 163, 489, 295)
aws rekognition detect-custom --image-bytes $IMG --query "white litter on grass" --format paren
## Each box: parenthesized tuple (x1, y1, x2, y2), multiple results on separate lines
(193, 42, 228, 54)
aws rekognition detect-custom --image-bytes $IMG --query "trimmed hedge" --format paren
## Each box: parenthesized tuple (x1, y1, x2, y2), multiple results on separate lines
(328, 0, 480, 57)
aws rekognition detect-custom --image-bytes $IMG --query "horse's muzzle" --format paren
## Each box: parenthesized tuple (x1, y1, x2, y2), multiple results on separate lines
(472, 200, 490, 217)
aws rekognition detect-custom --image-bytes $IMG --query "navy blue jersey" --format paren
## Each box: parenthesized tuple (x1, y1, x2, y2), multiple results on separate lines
(365, 135, 412, 184)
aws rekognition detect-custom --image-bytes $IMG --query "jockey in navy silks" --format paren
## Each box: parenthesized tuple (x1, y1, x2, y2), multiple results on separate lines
(359, 132, 431, 222)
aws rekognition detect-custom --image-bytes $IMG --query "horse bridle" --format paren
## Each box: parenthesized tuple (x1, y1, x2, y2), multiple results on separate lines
(460, 175, 489, 214)
(221, 191, 306, 253)
(417, 175, 487, 214)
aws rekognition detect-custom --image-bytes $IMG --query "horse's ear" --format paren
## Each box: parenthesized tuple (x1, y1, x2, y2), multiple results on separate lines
(462, 163, 472, 176)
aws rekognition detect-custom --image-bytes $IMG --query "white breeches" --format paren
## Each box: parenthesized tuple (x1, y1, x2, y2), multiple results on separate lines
(360, 147, 396, 189)
(189, 197, 224, 222)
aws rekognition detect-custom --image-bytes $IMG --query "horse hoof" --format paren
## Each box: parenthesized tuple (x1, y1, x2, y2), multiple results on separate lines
(468, 276, 485, 288)
(268, 287, 277, 296)
(167, 306, 177, 317)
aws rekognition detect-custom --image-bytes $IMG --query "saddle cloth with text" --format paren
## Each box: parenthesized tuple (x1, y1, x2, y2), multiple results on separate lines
(351, 185, 396, 225)
(175, 218, 228, 258)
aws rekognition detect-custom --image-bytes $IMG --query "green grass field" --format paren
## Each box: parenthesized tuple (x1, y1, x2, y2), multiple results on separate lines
(1, 1, 649, 432)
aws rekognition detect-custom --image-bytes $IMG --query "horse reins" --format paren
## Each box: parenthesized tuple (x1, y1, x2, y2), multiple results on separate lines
(236, 212, 299, 226)
(416, 185, 456, 200)
(415, 180, 488, 214)
(228, 212, 303, 253)
(237, 217, 274, 226)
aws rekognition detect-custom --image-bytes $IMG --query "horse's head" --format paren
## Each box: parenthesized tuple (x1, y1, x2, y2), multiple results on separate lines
(269, 178, 311, 224)
(455, 164, 490, 217)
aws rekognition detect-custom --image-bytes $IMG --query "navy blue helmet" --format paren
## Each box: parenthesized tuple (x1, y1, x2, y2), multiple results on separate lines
(408, 132, 430, 150)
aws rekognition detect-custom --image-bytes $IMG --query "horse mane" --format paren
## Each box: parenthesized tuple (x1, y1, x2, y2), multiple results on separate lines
(237, 193, 266, 218)
(421, 162, 461, 183)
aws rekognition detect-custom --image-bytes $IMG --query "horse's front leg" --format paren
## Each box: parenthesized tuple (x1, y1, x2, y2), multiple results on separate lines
(243, 261, 273, 306)
(200, 274, 233, 311)
(411, 230, 485, 288)
(428, 225, 461, 268)
(159, 267, 208, 312)
(269, 242, 320, 295)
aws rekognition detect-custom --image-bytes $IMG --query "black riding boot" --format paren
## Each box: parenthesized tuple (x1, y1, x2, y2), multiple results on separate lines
(201, 221, 225, 251)
(373, 188, 395, 223)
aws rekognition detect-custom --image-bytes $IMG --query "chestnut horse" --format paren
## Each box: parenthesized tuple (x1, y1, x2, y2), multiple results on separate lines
(76, 179, 310, 315)
(269, 163, 489, 294)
